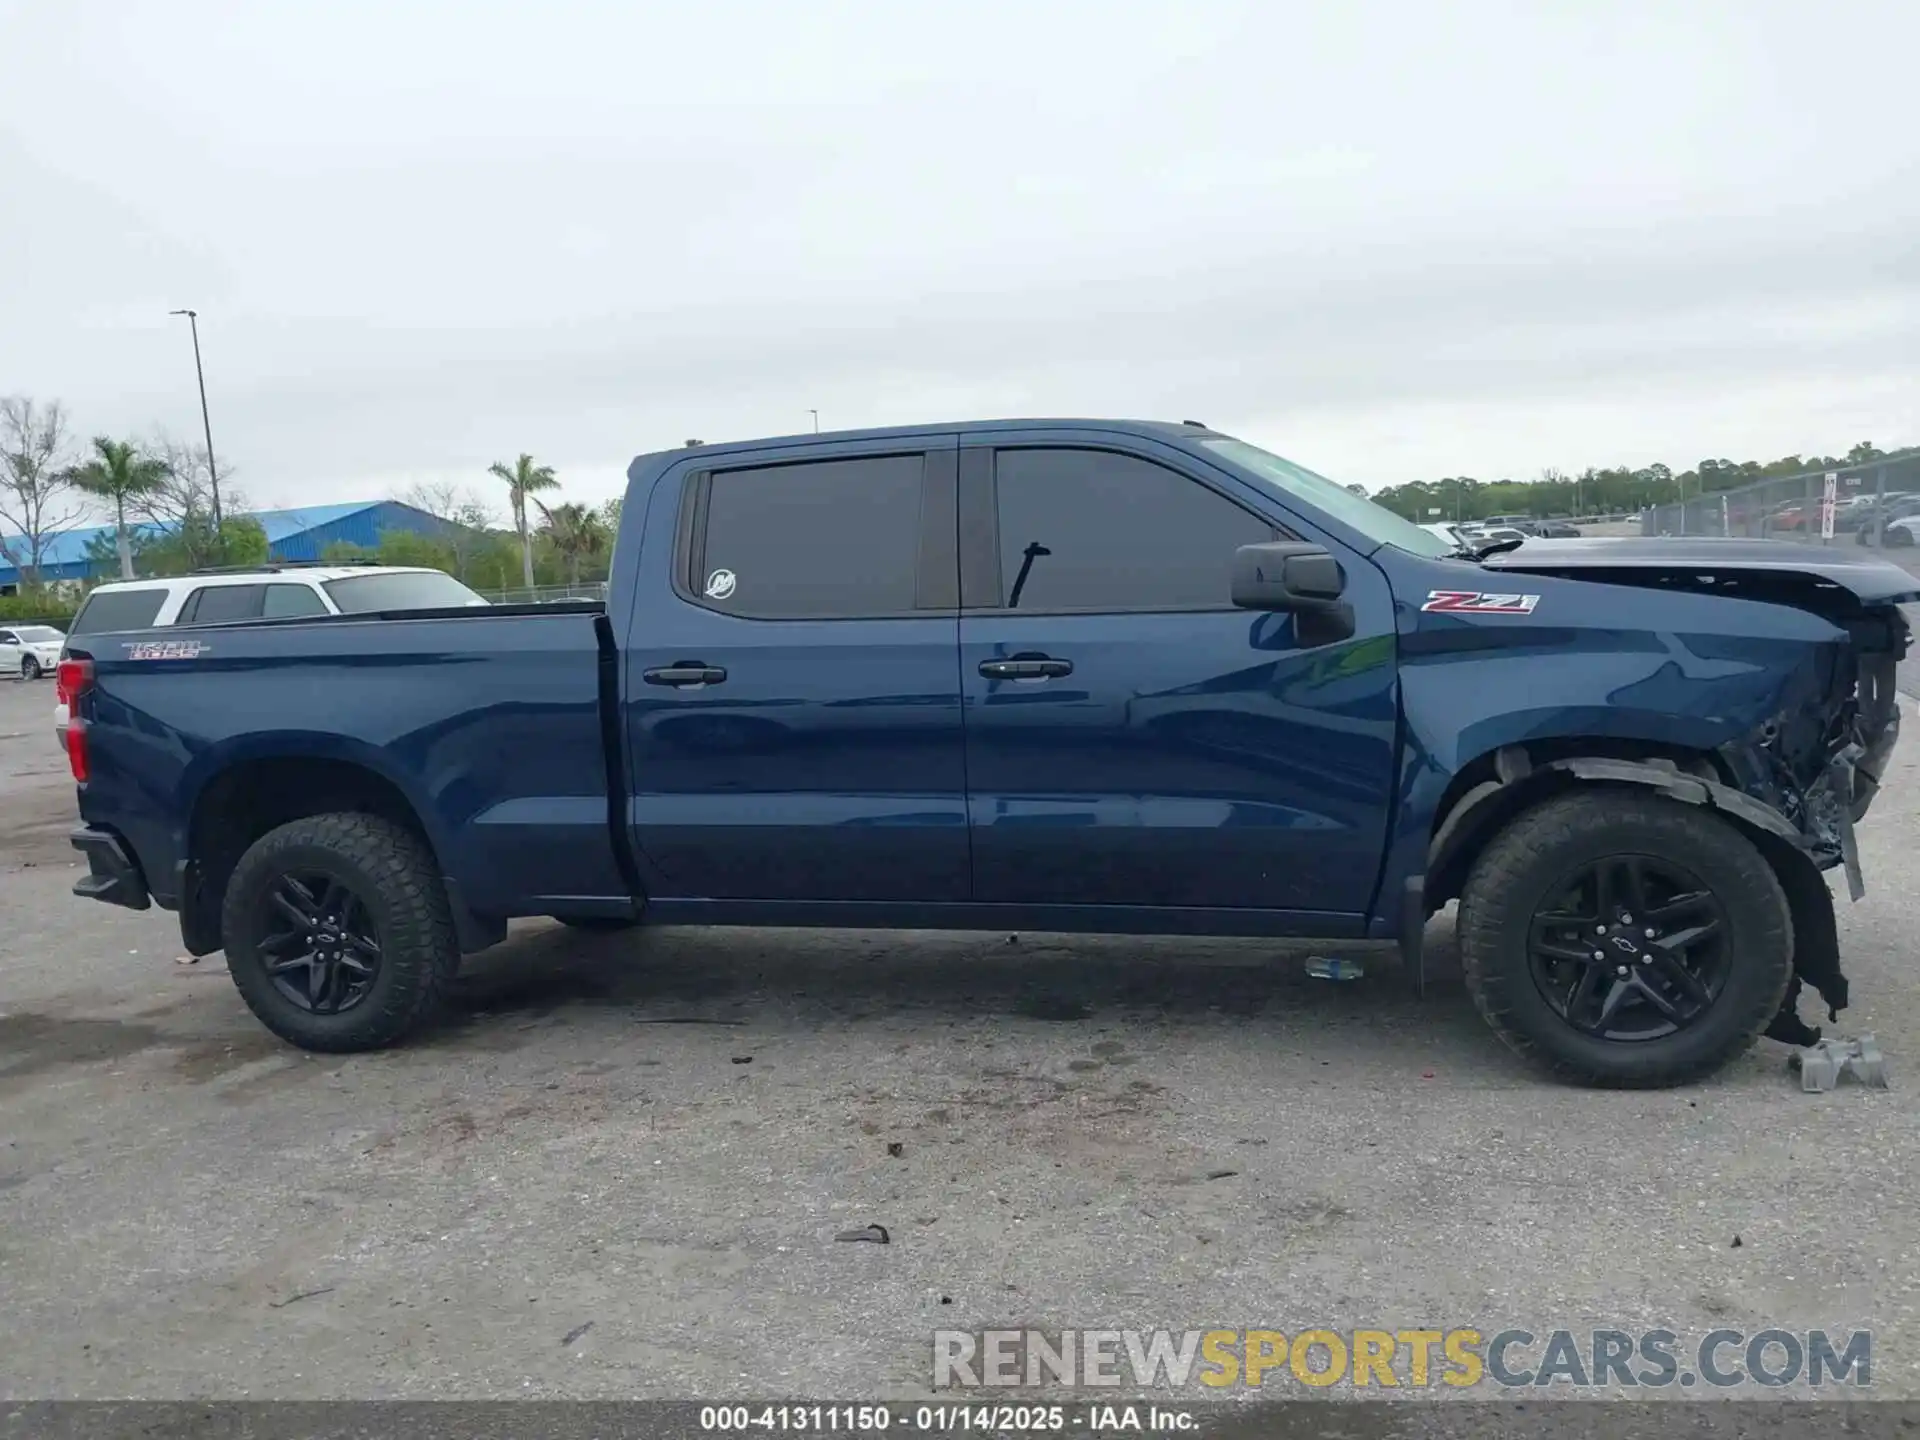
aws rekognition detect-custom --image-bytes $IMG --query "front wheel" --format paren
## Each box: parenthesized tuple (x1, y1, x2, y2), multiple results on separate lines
(221, 813, 458, 1052)
(20, 655, 39, 680)
(1458, 791, 1790, 1088)
(1888, 527, 1915, 548)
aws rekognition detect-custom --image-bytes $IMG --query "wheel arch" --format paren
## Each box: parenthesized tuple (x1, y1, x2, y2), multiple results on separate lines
(180, 746, 499, 957)
(1424, 738, 1841, 1036)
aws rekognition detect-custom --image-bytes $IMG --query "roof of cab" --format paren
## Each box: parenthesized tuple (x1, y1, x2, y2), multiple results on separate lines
(631, 418, 1224, 473)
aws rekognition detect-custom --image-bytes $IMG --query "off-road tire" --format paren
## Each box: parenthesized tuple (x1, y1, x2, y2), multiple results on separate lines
(1459, 790, 1792, 1088)
(222, 813, 457, 1052)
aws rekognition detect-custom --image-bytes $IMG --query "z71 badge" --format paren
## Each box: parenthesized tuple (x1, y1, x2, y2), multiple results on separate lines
(1421, 590, 1541, 615)
(124, 639, 210, 660)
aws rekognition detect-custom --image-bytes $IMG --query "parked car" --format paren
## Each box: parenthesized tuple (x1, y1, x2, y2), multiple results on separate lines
(52, 564, 486, 742)
(1, 624, 65, 680)
(1876, 515, 1920, 548)
(1535, 520, 1582, 538)
(61, 420, 1914, 1088)
(1852, 494, 1920, 542)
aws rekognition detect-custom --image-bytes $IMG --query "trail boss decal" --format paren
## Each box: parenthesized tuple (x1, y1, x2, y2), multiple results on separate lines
(123, 640, 210, 660)
(1421, 590, 1541, 615)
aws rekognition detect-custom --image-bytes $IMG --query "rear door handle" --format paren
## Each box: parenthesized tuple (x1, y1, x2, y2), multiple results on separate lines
(643, 663, 728, 687)
(978, 655, 1073, 680)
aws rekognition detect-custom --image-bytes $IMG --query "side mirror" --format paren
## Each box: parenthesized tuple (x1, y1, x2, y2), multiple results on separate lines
(1231, 542, 1346, 611)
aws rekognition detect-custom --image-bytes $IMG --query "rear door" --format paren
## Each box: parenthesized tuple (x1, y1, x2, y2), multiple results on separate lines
(956, 433, 1400, 916)
(623, 437, 967, 903)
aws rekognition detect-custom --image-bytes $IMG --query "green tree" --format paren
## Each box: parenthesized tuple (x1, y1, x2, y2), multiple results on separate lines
(63, 437, 169, 579)
(486, 453, 559, 590)
(140, 515, 267, 576)
(536, 500, 611, 586)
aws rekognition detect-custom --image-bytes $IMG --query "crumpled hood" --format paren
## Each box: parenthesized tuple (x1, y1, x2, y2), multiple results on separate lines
(1482, 536, 1920, 606)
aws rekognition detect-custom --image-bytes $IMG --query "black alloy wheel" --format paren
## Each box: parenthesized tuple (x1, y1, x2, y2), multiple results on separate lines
(256, 871, 384, 1014)
(1526, 855, 1730, 1042)
(1458, 790, 1791, 1087)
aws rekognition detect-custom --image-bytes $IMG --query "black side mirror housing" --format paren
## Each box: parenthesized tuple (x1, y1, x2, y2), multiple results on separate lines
(1231, 542, 1346, 611)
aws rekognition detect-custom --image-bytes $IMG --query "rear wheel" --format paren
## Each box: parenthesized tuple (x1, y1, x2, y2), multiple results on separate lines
(1459, 791, 1790, 1087)
(1889, 526, 1915, 548)
(222, 813, 457, 1052)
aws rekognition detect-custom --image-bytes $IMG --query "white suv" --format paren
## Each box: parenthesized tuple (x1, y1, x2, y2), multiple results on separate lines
(3, 623, 66, 680)
(53, 563, 487, 739)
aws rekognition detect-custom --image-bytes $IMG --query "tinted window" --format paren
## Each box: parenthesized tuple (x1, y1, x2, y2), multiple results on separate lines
(69, 587, 167, 635)
(262, 583, 330, 618)
(180, 585, 264, 624)
(322, 571, 485, 613)
(990, 448, 1275, 610)
(0, 632, 15, 644)
(697, 454, 925, 618)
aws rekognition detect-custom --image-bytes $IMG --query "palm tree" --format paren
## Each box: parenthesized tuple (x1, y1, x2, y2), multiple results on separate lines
(537, 500, 610, 587)
(66, 437, 170, 579)
(487, 453, 559, 589)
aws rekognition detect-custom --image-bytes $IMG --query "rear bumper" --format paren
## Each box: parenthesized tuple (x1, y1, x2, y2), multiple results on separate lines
(71, 826, 151, 911)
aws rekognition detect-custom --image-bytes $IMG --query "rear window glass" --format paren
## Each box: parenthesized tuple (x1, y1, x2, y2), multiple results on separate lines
(69, 588, 167, 635)
(180, 585, 264, 624)
(262, 584, 330, 618)
(322, 571, 485, 613)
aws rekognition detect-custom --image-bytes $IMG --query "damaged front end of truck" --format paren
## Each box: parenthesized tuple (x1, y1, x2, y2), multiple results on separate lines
(1483, 539, 1915, 1044)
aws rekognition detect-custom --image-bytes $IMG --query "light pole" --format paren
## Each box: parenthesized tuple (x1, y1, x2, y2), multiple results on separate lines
(168, 309, 223, 531)
(809, 409, 820, 433)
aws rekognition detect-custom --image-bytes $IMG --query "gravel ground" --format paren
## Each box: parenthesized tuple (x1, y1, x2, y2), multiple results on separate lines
(1, 672, 1917, 1402)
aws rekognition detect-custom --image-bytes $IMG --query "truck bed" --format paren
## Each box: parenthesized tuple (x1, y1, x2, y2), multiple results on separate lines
(71, 604, 633, 936)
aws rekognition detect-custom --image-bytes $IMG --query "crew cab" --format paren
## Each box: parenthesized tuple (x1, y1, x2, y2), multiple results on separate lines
(60, 421, 1914, 1086)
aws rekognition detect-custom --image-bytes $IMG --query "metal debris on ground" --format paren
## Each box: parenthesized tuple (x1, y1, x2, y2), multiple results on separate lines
(834, 1224, 891, 1244)
(1305, 956, 1364, 981)
(1790, 1034, 1888, 1092)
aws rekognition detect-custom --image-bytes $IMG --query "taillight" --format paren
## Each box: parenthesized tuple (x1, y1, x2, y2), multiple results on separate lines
(58, 659, 94, 784)
(56, 657, 92, 708)
(66, 721, 89, 783)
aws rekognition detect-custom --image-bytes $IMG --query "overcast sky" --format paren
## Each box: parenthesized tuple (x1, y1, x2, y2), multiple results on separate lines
(2, 0, 1915, 519)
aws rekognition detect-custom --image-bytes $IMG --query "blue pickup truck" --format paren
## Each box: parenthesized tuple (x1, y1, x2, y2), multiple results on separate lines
(61, 420, 1914, 1086)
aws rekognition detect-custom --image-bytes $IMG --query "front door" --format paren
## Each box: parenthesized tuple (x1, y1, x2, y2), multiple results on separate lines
(625, 438, 969, 903)
(957, 436, 1400, 917)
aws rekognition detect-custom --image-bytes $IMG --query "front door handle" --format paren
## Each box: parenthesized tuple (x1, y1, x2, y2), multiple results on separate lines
(643, 663, 728, 687)
(978, 655, 1073, 680)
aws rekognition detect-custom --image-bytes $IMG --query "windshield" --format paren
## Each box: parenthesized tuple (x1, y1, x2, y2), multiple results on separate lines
(322, 571, 487, 613)
(1201, 437, 1455, 558)
(13, 626, 64, 642)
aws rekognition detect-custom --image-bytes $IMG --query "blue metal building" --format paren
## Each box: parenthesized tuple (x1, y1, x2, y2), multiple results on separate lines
(1, 501, 454, 591)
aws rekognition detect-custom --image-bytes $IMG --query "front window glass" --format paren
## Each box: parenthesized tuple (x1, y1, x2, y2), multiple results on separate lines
(1202, 437, 1454, 558)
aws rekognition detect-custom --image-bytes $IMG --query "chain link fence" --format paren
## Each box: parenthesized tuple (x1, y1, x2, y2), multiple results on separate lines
(1639, 451, 1920, 550)
(474, 581, 609, 605)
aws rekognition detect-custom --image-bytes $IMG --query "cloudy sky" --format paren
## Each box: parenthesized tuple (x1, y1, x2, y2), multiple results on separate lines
(2, 0, 1915, 518)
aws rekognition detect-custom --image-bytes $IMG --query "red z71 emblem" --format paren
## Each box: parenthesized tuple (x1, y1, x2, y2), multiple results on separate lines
(1421, 590, 1540, 615)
